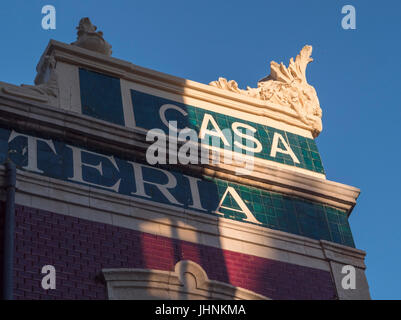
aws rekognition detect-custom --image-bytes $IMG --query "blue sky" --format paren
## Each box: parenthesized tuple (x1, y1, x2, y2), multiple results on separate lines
(1, 0, 400, 299)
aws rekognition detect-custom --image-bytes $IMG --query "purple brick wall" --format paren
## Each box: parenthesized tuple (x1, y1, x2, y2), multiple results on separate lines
(0, 203, 337, 299)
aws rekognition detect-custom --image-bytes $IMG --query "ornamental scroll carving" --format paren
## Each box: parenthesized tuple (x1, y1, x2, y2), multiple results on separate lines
(1, 55, 58, 103)
(209, 46, 322, 137)
(71, 17, 112, 56)
(21, 55, 58, 98)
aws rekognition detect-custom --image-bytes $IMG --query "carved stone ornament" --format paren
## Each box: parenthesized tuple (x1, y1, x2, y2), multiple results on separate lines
(210, 46, 323, 137)
(71, 17, 112, 56)
(1, 55, 59, 102)
(102, 260, 269, 300)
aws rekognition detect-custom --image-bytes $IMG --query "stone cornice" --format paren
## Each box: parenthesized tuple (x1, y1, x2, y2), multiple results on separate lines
(0, 93, 359, 213)
(320, 240, 366, 269)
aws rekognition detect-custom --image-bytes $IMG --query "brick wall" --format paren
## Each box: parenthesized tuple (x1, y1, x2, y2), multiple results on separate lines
(0, 203, 337, 300)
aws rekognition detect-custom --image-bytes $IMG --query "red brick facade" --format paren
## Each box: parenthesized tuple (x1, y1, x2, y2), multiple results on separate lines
(0, 203, 337, 300)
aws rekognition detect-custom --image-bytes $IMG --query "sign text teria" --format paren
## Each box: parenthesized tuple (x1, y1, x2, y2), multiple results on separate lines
(0, 127, 354, 247)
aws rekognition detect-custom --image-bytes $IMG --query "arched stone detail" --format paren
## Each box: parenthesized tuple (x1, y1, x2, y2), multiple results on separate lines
(102, 260, 269, 300)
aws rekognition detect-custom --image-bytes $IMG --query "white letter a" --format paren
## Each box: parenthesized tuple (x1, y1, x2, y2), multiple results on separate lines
(341, 265, 356, 290)
(216, 186, 261, 224)
(270, 132, 300, 164)
(341, 5, 356, 30)
(41, 5, 56, 30)
(41, 265, 56, 290)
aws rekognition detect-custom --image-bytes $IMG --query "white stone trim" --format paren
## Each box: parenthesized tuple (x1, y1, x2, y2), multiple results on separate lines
(40, 40, 318, 138)
(0, 94, 360, 212)
(57, 61, 82, 113)
(120, 79, 136, 128)
(102, 260, 269, 300)
(122, 79, 313, 138)
(0, 166, 366, 272)
(1, 69, 323, 179)
(0, 85, 49, 103)
(0, 166, 370, 299)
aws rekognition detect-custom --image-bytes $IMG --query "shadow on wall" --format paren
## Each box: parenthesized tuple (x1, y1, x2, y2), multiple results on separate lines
(0, 68, 343, 300)
(112, 81, 239, 300)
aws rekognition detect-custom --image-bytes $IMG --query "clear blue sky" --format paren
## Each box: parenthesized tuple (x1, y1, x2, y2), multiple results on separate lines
(1, 0, 400, 299)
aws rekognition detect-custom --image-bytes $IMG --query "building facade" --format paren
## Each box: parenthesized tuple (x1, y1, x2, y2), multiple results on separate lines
(0, 18, 370, 300)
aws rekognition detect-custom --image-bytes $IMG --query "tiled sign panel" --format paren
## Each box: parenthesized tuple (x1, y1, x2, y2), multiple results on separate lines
(78, 68, 325, 175)
(1, 126, 354, 247)
(79, 68, 125, 125)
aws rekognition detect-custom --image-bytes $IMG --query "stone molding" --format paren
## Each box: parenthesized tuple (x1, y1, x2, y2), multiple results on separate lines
(0, 165, 370, 299)
(0, 55, 59, 104)
(0, 94, 359, 213)
(102, 260, 269, 300)
(0, 165, 366, 272)
(33, 40, 321, 138)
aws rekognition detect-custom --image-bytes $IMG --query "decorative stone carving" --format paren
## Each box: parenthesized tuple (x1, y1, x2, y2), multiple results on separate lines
(71, 17, 112, 56)
(21, 55, 58, 97)
(102, 260, 269, 300)
(1, 55, 58, 102)
(210, 46, 322, 137)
